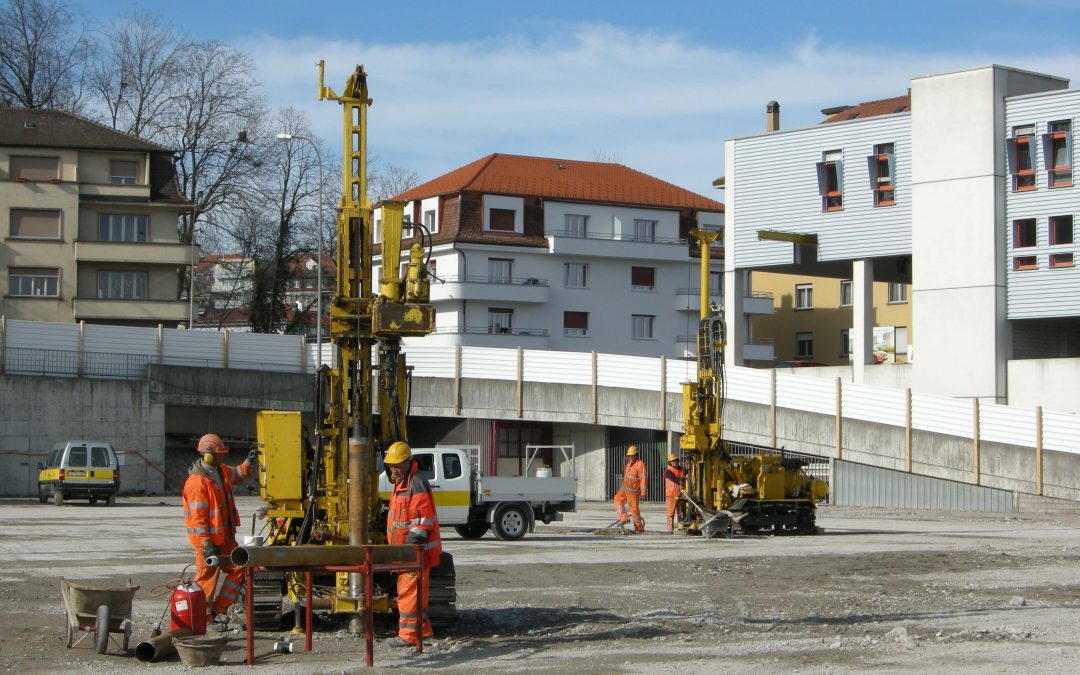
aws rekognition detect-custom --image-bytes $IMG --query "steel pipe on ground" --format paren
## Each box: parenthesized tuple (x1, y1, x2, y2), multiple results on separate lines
(135, 628, 192, 662)
(231, 544, 418, 568)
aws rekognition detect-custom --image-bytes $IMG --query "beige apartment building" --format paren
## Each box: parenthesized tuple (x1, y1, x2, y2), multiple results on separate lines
(1, 108, 191, 326)
(752, 272, 912, 365)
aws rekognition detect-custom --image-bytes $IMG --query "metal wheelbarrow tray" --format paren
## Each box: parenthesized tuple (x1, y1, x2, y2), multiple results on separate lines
(59, 577, 139, 654)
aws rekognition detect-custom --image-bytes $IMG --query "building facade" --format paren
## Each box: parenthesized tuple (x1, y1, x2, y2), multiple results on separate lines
(725, 65, 1079, 401)
(0, 109, 192, 326)
(374, 154, 746, 359)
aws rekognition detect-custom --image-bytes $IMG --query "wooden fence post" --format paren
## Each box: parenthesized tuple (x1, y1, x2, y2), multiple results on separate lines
(453, 345, 462, 415)
(972, 399, 981, 486)
(1035, 405, 1043, 495)
(905, 388, 912, 472)
(770, 369, 777, 447)
(223, 331, 230, 369)
(591, 351, 598, 424)
(77, 320, 85, 377)
(835, 377, 843, 459)
(516, 346, 523, 418)
(660, 355, 667, 430)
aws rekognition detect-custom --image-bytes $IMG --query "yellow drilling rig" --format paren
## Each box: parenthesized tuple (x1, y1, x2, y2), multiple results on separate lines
(250, 62, 453, 629)
(678, 230, 829, 538)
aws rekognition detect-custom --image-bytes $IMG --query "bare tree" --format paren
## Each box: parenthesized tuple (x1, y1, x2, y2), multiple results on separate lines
(369, 159, 420, 202)
(593, 149, 623, 164)
(86, 11, 186, 138)
(0, 0, 91, 110)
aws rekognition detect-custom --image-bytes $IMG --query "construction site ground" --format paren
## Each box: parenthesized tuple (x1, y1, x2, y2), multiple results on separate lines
(3, 497, 1080, 674)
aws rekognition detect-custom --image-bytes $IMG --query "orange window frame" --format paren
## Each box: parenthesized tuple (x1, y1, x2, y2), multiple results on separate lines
(1050, 253, 1074, 268)
(1050, 131, 1073, 188)
(1013, 219, 1037, 248)
(1013, 256, 1037, 271)
(1014, 136, 1036, 191)
(824, 162, 843, 211)
(874, 154, 895, 206)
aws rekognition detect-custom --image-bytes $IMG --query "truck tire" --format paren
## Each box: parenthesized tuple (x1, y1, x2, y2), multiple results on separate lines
(492, 504, 528, 541)
(53, 489, 64, 506)
(453, 522, 489, 539)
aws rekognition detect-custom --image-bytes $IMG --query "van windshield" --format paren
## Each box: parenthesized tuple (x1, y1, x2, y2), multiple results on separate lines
(91, 446, 111, 468)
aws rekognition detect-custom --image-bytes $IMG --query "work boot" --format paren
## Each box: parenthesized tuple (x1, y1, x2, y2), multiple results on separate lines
(385, 636, 414, 648)
(207, 612, 230, 632)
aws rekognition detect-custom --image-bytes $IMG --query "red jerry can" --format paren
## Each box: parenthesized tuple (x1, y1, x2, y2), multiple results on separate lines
(169, 580, 207, 635)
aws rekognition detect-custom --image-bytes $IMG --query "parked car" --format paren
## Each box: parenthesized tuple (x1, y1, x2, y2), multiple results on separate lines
(37, 441, 121, 506)
(774, 360, 827, 368)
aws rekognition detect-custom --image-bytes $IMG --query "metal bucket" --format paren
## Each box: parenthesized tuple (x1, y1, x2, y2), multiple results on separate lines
(173, 635, 228, 667)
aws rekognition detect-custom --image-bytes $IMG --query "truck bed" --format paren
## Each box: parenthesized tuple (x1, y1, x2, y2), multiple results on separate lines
(476, 476, 576, 505)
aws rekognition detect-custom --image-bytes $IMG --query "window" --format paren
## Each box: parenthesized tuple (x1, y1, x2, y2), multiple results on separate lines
(839, 329, 851, 357)
(633, 219, 656, 242)
(796, 332, 814, 359)
(10, 209, 61, 239)
(631, 314, 655, 339)
(488, 258, 512, 283)
(566, 214, 587, 238)
(818, 150, 843, 211)
(630, 266, 656, 290)
(401, 214, 413, 239)
(1014, 218, 1037, 248)
(8, 267, 59, 297)
(564, 262, 587, 288)
(91, 446, 111, 468)
(96, 270, 148, 299)
(1047, 120, 1072, 188)
(442, 453, 462, 480)
(709, 271, 723, 296)
(887, 282, 907, 304)
(423, 209, 437, 234)
(374, 218, 382, 242)
(1050, 215, 1074, 245)
(67, 447, 87, 468)
(426, 259, 437, 280)
(1051, 253, 1074, 268)
(99, 214, 148, 242)
(1014, 256, 1037, 270)
(489, 208, 516, 232)
(563, 311, 589, 336)
(872, 143, 895, 206)
(1011, 125, 1036, 191)
(795, 283, 813, 310)
(488, 308, 513, 334)
(839, 280, 853, 307)
(110, 160, 138, 185)
(11, 155, 58, 181)
(413, 453, 435, 480)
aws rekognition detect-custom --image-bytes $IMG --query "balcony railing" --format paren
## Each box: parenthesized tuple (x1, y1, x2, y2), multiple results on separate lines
(430, 325, 550, 337)
(1, 347, 149, 379)
(546, 229, 686, 245)
(434, 275, 549, 286)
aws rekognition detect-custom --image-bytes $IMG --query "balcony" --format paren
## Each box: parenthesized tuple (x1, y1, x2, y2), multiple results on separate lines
(428, 276, 550, 304)
(424, 324, 551, 349)
(546, 230, 689, 262)
(674, 288, 722, 313)
(75, 240, 196, 266)
(743, 338, 775, 362)
(79, 183, 151, 202)
(74, 298, 190, 322)
(742, 291, 775, 315)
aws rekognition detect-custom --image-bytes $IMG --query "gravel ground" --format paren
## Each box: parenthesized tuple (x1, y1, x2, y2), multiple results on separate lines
(2, 497, 1080, 673)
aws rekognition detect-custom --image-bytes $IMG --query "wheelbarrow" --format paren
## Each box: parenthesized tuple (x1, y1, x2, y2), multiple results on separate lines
(60, 577, 139, 654)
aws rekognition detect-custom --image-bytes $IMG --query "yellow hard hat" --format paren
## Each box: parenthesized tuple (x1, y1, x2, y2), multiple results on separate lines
(667, 452, 678, 462)
(384, 441, 412, 465)
(197, 433, 228, 455)
(626, 445, 638, 456)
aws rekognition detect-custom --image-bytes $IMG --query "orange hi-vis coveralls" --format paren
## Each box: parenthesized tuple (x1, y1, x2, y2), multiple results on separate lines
(182, 459, 251, 616)
(613, 458, 648, 532)
(663, 463, 687, 532)
(387, 460, 442, 646)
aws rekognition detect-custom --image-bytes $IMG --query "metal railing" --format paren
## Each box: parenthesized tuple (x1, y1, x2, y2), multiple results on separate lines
(727, 439, 832, 493)
(2, 347, 149, 379)
(433, 275, 549, 286)
(429, 325, 550, 337)
(546, 229, 687, 245)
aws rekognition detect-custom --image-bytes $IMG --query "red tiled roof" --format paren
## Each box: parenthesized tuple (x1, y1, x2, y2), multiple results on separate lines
(394, 154, 724, 212)
(822, 95, 911, 124)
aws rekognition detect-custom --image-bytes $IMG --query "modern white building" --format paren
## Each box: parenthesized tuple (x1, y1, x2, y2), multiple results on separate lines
(373, 154, 758, 359)
(724, 64, 1080, 404)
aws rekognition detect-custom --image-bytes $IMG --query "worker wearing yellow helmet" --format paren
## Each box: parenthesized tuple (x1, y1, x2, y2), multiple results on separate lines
(663, 452, 687, 534)
(383, 441, 442, 648)
(612, 445, 647, 532)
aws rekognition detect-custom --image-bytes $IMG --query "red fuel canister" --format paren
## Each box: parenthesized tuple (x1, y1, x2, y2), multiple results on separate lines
(169, 581, 207, 635)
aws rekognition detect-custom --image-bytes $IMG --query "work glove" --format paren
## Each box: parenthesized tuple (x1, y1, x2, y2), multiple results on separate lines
(405, 530, 428, 546)
(246, 448, 259, 467)
(202, 542, 217, 560)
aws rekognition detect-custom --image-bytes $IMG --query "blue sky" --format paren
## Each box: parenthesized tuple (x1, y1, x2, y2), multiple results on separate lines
(80, 0, 1080, 197)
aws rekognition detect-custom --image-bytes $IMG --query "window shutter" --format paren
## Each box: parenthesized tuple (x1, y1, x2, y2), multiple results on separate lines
(886, 151, 894, 180)
(631, 266, 655, 287)
(11, 210, 61, 238)
(835, 160, 844, 190)
(815, 162, 827, 195)
(866, 155, 878, 183)
(563, 311, 588, 329)
(1006, 138, 1018, 174)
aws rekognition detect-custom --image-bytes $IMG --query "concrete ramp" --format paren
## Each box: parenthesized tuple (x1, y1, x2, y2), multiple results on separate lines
(832, 459, 1014, 513)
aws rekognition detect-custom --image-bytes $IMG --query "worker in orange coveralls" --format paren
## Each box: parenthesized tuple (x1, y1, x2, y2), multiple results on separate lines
(181, 433, 256, 629)
(663, 452, 687, 533)
(384, 441, 442, 648)
(613, 445, 648, 532)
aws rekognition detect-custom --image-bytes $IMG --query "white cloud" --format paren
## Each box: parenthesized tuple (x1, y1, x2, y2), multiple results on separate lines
(236, 23, 1080, 196)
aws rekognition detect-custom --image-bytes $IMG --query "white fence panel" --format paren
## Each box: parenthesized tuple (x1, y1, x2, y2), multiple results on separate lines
(776, 372, 835, 416)
(461, 347, 517, 381)
(162, 329, 224, 368)
(725, 365, 772, 406)
(85, 324, 158, 357)
(525, 350, 592, 385)
(7, 319, 78, 352)
(1043, 409, 1080, 455)
(666, 359, 699, 395)
(403, 345, 456, 379)
(843, 382, 906, 427)
(911, 393, 973, 438)
(980, 402, 1038, 448)
(598, 354, 660, 391)
(231, 332, 302, 372)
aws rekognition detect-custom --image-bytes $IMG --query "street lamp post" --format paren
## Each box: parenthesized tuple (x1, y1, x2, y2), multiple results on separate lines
(276, 133, 324, 363)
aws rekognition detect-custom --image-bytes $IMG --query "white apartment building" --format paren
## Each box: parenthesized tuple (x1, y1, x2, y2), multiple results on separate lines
(373, 153, 751, 359)
(0, 108, 192, 326)
(724, 64, 1080, 406)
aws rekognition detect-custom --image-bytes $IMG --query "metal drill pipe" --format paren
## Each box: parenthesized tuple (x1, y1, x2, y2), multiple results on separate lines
(135, 628, 193, 662)
(231, 544, 418, 568)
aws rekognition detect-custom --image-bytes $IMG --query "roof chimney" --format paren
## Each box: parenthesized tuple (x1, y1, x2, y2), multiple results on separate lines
(766, 101, 780, 132)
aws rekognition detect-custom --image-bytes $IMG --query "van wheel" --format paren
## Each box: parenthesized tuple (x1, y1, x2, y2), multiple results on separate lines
(492, 504, 528, 541)
(53, 490, 64, 506)
(89, 497, 96, 504)
(105, 495, 115, 507)
(453, 522, 489, 539)
(38, 487, 47, 505)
